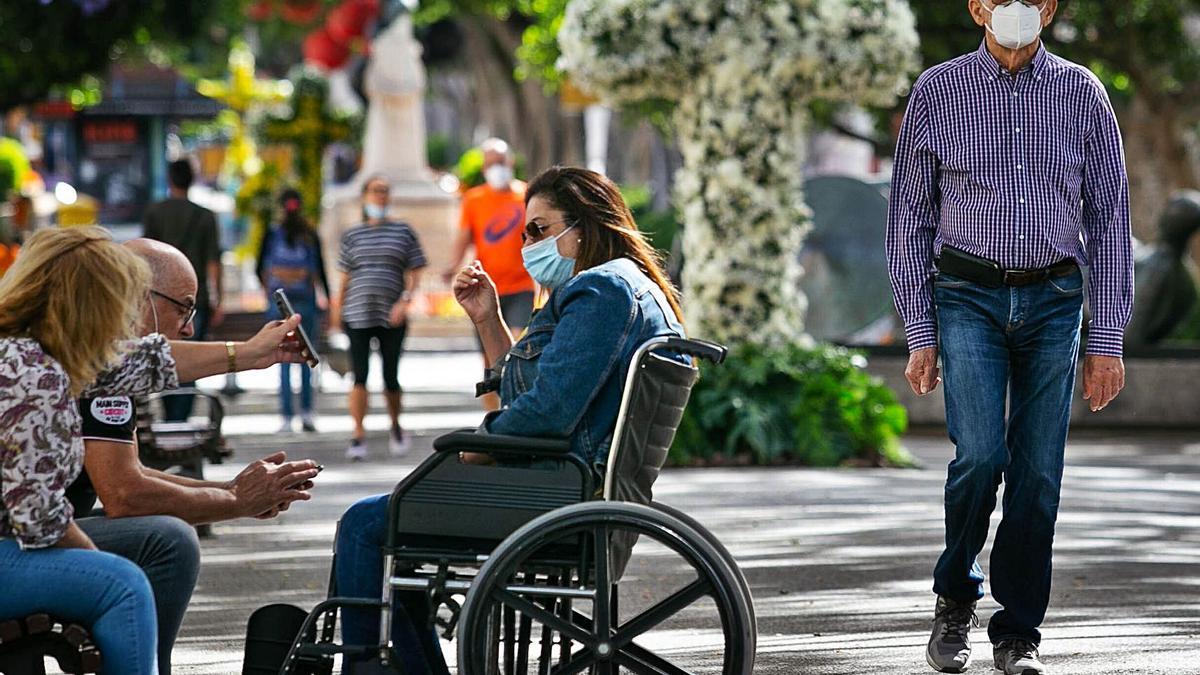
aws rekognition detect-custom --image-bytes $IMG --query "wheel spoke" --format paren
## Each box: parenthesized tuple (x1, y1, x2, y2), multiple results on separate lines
(493, 588, 593, 646)
(549, 646, 600, 675)
(592, 525, 612, 638)
(612, 578, 712, 647)
(613, 647, 692, 675)
(618, 641, 693, 675)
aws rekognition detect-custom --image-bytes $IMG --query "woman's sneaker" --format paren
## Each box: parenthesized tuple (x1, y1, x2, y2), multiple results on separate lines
(346, 438, 368, 462)
(992, 639, 1046, 674)
(388, 428, 411, 457)
(926, 596, 978, 673)
(277, 417, 293, 434)
(300, 413, 317, 433)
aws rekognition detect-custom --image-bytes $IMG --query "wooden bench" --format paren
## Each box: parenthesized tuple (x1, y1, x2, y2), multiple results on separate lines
(0, 614, 101, 675)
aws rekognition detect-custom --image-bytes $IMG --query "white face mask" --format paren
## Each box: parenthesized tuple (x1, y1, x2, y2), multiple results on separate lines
(981, 1, 1046, 50)
(484, 165, 514, 191)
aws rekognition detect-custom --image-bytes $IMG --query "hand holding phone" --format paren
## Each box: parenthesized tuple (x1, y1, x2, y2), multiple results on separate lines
(273, 289, 321, 368)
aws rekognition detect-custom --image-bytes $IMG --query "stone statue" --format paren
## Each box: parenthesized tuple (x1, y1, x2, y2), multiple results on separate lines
(1128, 190, 1200, 346)
(319, 0, 459, 333)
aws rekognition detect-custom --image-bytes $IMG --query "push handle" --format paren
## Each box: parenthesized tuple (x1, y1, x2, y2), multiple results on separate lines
(660, 338, 727, 364)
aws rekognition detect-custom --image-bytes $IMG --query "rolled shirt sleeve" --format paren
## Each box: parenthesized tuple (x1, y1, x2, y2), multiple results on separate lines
(1080, 90, 1134, 358)
(886, 86, 941, 353)
(82, 333, 179, 398)
(1, 369, 76, 549)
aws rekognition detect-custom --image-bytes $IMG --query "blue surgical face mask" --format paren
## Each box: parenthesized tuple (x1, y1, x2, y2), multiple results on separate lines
(522, 225, 577, 289)
(364, 203, 388, 220)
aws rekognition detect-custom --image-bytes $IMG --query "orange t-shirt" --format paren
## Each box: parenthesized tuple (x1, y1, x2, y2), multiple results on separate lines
(459, 181, 535, 296)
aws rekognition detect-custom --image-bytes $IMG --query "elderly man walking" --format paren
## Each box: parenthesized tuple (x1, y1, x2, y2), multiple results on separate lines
(886, 1, 1133, 673)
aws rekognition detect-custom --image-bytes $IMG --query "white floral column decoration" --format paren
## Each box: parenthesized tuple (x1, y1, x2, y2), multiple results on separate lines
(559, 0, 919, 346)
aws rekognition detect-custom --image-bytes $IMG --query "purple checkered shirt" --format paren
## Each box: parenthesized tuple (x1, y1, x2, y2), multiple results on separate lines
(886, 42, 1133, 358)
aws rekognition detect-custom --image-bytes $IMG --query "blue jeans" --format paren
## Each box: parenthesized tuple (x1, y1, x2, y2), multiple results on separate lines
(272, 296, 319, 418)
(0, 538, 159, 675)
(931, 269, 1085, 645)
(335, 494, 449, 675)
(77, 515, 201, 675)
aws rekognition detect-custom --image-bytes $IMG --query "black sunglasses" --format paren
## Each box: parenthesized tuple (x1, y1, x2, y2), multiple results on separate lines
(521, 219, 572, 243)
(151, 290, 197, 329)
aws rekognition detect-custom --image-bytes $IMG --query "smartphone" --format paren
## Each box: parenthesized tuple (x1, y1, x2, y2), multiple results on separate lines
(273, 289, 321, 368)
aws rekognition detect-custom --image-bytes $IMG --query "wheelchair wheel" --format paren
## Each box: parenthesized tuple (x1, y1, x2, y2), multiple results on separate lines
(649, 501, 756, 642)
(457, 502, 755, 675)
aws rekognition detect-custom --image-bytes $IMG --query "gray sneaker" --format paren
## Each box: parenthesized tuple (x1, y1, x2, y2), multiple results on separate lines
(926, 596, 979, 673)
(992, 639, 1045, 675)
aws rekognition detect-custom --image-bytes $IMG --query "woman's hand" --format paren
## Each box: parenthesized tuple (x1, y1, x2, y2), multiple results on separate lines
(388, 299, 409, 328)
(244, 315, 307, 369)
(453, 261, 500, 326)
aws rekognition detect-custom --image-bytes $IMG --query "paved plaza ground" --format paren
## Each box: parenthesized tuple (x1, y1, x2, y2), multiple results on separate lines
(146, 347, 1199, 674)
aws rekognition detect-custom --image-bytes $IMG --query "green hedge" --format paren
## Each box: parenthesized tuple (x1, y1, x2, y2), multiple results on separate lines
(671, 342, 913, 467)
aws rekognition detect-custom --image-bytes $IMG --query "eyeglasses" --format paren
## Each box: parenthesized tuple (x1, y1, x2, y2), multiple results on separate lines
(151, 290, 197, 330)
(989, 0, 1048, 6)
(522, 219, 572, 244)
(366, 186, 390, 195)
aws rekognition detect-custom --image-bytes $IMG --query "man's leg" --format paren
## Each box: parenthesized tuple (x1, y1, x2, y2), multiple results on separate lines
(988, 277, 1084, 646)
(932, 279, 1012, 602)
(77, 515, 201, 675)
(279, 362, 294, 421)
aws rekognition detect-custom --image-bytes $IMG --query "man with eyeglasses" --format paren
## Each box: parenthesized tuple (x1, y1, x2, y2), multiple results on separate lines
(887, 1, 1132, 673)
(143, 157, 225, 421)
(66, 239, 322, 674)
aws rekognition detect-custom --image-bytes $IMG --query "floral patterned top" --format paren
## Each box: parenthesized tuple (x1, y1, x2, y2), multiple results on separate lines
(0, 335, 177, 549)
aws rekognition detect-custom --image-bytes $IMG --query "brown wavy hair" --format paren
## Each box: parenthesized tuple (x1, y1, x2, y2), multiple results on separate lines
(525, 166, 684, 323)
(0, 226, 151, 395)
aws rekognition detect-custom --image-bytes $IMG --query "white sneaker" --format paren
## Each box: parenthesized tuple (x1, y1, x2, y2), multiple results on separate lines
(388, 429, 411, 457)
(278, 418, 293, 434)
(346, 439, 368, 462)
(300, 414, 317, 433)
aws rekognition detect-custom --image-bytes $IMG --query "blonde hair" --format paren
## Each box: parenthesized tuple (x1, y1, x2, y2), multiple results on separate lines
(0, 226, 151, 396)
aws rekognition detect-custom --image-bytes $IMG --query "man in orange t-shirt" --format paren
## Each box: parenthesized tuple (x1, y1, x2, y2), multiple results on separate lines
(444, 138, 536, 332)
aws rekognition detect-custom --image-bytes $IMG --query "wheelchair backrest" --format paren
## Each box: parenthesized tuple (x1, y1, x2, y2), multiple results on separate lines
(603, 350, 698, 505)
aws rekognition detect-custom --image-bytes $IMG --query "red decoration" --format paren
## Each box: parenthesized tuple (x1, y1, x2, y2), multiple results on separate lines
(246, 0, 273, 21)
(303, 28, 351, 70)
(326, 1, 370, 43)
(281, 0, 322, 24)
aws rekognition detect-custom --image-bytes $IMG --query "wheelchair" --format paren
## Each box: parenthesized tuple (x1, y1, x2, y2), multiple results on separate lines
(245, 337, 756, 674)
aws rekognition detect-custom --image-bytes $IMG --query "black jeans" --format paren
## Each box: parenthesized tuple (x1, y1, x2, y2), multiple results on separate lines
(347, 323, 408, 392)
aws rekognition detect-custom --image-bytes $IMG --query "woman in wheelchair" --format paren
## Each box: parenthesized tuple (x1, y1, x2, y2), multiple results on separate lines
(334, 166, 687, 672)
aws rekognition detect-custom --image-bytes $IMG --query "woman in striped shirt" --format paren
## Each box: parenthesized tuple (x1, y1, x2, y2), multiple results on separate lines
(331, 175, 428, 461)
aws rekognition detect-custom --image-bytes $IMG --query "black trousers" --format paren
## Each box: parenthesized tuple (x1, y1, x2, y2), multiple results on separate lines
(346, 323, 408, 392)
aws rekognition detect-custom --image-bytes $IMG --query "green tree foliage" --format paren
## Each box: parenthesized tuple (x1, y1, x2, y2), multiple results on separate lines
(0, 0, 248, 112)
(414, 0, 567, 87)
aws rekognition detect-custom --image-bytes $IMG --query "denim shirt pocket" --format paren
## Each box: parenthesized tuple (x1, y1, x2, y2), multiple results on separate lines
(502, 325, 555, 398)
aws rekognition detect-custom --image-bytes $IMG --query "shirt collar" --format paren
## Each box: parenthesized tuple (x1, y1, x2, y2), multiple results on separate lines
(974, 39, 1050, 80)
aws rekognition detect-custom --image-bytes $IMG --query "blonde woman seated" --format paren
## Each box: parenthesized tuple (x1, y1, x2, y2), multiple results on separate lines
(0, 227, 316, 675)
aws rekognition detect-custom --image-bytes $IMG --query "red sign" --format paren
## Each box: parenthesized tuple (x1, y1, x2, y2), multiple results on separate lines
(83, 120, 138, 144)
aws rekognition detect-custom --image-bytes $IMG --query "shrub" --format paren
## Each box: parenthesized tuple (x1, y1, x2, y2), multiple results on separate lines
(671, 342, 913, 468)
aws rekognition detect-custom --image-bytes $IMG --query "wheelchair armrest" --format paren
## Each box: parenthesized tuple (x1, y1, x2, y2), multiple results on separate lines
(432, 430, 571, 457)
(661, 337, 727, 364)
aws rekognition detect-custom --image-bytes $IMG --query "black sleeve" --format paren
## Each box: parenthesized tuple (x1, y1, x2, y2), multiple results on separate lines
(78, 396, 137, 444)
(313, 234, 332, 300)
(256, 228, 272, 288)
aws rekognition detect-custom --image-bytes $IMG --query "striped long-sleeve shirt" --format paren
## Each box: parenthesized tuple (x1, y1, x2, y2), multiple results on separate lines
(886, 42, 1133, 358)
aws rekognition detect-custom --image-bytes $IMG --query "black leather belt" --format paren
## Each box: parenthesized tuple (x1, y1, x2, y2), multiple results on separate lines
(936, 245, 1078, 289)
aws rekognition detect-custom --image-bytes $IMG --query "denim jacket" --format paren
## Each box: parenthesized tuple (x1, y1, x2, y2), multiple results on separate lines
(486, 257, 686, 470)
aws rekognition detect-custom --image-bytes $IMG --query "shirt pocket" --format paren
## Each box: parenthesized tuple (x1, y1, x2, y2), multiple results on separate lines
(504, 326, 554, 394)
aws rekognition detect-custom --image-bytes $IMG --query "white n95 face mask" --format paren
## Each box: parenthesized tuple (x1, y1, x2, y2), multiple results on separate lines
(982, 1, 1046, 50)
